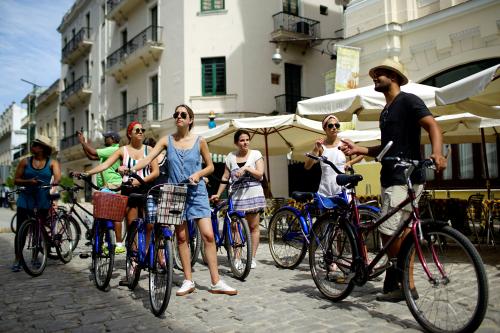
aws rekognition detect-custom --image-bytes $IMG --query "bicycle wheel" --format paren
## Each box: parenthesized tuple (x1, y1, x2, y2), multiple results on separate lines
(225, 214, 252, 280)
(92, 222, 115, 291)
(309, 215, 356, 301)
(268, 208, 307, 269)
(54, 215, 74, 263)
(358, 208, 387, 279)
(64, 214, 81, 252)
(149, 227, 173, 317)
(401, 224, 488, 333)
(172, 221, 201, 270)
(125, 224, 141, 290)
(18, 219, 48, 277)
(10, 213, 17, 233)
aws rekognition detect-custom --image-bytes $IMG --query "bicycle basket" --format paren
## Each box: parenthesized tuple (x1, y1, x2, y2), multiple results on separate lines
(93, 191, 128, 221)
(157, 184, 188, 225)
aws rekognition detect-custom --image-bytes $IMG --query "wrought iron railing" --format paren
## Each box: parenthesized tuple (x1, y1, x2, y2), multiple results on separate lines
(272, 12, 320, 39)
(62, 27, 92, 60)
(275, 94, 310, 114)
(60, 133, 79, 150)
(106, 25, 163, 69)
(106, 103, 164, 132)
(106, 0, 124, 13)
(61, 76, 91, 103)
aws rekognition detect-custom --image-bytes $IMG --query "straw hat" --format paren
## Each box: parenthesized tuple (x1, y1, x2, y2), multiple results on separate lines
(369, 59, 409, 86)
(32, 135, 54, 155)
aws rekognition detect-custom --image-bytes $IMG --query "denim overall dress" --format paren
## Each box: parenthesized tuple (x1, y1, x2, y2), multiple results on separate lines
(167, 135, 211, 220)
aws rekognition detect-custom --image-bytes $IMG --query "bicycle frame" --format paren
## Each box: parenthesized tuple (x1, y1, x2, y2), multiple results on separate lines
(133, 218, 173, 269)
(211, 198, 246, 249)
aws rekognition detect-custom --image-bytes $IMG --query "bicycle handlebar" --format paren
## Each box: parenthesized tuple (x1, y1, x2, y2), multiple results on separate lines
(305, 153, 345, 175)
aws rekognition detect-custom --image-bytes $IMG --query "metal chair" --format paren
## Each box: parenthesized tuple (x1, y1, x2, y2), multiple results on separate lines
(466, 194, 488, 245)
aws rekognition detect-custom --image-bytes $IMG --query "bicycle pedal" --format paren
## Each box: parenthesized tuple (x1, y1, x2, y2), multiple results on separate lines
(79, 253, 90, 259)
(85, 241, 92, 246)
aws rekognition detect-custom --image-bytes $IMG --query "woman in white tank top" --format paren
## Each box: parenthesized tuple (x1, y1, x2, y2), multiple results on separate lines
(304, 115, 363, 198)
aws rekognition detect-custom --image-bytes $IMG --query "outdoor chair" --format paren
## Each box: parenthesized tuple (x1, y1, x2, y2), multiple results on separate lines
(466, 194, 488, 245)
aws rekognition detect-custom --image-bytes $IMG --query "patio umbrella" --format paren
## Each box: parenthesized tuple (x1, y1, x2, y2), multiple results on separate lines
(197, 114, 325, 188)
(433, 64, 500, 118)
(297, 82, 437, 122)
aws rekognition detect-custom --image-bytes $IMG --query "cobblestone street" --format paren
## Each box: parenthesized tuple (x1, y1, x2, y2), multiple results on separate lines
(0, 212, 499, 332)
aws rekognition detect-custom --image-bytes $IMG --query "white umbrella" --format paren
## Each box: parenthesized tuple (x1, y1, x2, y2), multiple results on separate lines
(433, 64, 500, 118)
(197, 114, 325, 187)
(297, 82, 437, 122)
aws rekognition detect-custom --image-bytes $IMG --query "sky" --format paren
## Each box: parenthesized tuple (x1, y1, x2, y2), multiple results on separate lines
(0, 0, 74, 111)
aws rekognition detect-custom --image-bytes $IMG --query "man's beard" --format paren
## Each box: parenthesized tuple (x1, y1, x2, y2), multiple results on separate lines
(374, 83, 389, 92)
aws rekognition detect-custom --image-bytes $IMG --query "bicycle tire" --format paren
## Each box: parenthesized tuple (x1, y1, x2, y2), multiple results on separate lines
(149, 226, 173, 317)
(125, 224, 141, 290)
(309, 215, 356, 302)
(268, 208, 307, 269)
(54, 215, 74, 263)
(18, 219, 48, 277)
(92, 222, 115, 291)
(401, 224, 488, 333)
(64, 214, 82, 252)
(225, 213, 252, 280)
(10, 213, 17, 233)
(357, 208, 388, 279)
(172, 221, 201, 270)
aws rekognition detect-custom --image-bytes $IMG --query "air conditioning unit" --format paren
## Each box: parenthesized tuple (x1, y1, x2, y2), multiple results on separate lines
(296, 21, 310, 35)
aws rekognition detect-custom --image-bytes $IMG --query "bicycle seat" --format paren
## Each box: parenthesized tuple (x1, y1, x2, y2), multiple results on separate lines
(291, 191, 314, 202)
(336, 174, 363, 188)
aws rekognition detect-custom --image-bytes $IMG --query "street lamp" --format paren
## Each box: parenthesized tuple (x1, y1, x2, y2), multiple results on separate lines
(270, 37, 343, 64)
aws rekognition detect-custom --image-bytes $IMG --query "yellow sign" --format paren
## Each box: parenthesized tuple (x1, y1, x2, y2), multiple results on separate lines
(334, 45, 361, 92)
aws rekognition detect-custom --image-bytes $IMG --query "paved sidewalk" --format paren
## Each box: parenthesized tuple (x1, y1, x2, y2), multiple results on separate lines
(0, 230, 499, 332)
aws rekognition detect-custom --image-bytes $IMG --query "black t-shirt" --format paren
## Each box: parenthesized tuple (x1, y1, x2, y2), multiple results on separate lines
(379, 92, 432, 187)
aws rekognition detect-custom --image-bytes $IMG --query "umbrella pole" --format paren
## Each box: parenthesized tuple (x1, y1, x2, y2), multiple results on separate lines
(264, 134, 271, 191)
(480, 128, 491, 199)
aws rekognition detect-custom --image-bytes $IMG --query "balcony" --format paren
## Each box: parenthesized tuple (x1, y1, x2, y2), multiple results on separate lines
(60, 133, 79, 151)
(271, 12, 320, 46)
(37, 80, 60, 107)
(106, 103, 164, 133)
(106, 0, 143, 25)
(61, 76, 91, 108)
(275, 94, 310, 114)
(106, 25, 164, 82)
(62, 28, 93, 65)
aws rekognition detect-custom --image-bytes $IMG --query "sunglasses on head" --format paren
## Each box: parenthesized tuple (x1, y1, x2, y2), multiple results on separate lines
(327, 123, 340, 130)
(134, 128, 146, 134)
(173, 111, 188, 119)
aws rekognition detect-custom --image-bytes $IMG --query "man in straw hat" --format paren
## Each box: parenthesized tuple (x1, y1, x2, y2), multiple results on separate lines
(340, 59, 447, 302)
(11, 135, 61, 272)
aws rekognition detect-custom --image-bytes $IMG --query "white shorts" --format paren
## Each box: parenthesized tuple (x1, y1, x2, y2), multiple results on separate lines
(379, 184, 424, 236)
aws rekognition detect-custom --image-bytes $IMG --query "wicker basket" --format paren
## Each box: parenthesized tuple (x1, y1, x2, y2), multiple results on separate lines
(157, 184, 188, 225)
(93, 191, 128, 221)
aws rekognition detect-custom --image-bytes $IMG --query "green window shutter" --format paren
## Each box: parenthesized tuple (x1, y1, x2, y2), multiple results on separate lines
(201, 0, 224, 12)
(202, 57, 226, 96)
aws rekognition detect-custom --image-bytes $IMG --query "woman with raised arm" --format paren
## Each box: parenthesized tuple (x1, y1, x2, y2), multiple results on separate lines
(304, 114, 363, 198)
(76, 121, 159, 256)
(209, 129, 266, 269)
(129, 104, 237, 296)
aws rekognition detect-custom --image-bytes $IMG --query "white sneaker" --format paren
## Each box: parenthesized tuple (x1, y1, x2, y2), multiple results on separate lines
(234, 259, 244, 271)
(176, 279, 195, 296)
(209, 279, 238, 295)
(251, 259, 257, 269)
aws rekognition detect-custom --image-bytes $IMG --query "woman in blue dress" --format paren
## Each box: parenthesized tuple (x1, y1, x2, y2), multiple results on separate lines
(130, 104, 237, 296)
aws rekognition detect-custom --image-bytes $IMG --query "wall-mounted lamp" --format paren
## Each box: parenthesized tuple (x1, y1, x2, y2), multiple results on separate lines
(270, 37, 343, 64)
(272, 47, 283, 65)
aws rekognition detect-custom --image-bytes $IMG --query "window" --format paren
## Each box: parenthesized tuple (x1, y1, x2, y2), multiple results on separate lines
(283, 0, 299, 15)
(202, 57, 226, 96)
(320, 5, 328, 15)
(201, 0, 224, 12)
(121, 90, 127, 114)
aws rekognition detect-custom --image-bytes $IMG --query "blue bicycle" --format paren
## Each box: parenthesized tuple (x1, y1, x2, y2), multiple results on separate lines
(268, 167, 383, 270)
(71, 172, 128, 291)
(124, 174, 187, 316)
(172, 218, 201, 270)
(201, 176, 252, 280)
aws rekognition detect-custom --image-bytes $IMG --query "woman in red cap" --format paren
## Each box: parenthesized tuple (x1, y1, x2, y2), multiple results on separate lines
(78, 121, 159, 256)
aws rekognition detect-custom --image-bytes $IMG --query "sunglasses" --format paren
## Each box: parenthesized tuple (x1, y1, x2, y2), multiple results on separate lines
(327, 123, 340, 130)
(134, 128, 146, 134)
(173, 111, 188, 119)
